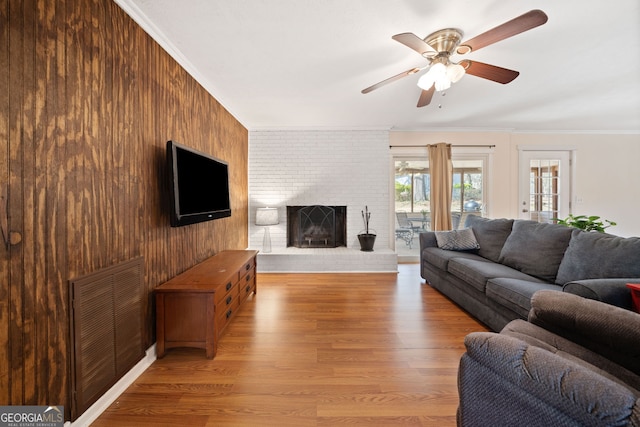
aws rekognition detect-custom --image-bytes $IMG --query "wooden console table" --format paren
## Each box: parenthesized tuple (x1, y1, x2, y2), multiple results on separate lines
(155, 250, 258, 359)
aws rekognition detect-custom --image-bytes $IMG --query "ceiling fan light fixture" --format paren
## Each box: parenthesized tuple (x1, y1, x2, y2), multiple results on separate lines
(417, 62, 445, 91)
(434, 77, 451, 92)
(417, 73, 434, 91)
(418, 61, 463, 92)
(446, 63, 466, 83)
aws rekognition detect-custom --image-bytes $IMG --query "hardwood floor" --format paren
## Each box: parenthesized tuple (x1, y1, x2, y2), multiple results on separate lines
(91, 264, 488, 426)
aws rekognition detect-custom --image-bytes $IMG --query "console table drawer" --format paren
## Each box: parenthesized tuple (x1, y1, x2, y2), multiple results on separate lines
(215, 278, 237, 305)
(216, 287, 238, 323)
(240, 270, 256, 301)
(215, 298, 239, 334)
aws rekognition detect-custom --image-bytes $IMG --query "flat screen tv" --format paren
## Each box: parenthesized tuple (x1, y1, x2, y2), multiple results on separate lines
(167, 140, 231, 227)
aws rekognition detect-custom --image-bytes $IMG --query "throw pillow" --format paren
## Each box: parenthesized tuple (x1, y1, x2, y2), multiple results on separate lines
(555, 230, 640, 285)
(435, 228, 480, 251)
(498, 220, 573, 282)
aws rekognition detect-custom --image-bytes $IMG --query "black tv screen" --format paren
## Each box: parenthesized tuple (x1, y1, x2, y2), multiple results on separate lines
(167, 140, 231, 227)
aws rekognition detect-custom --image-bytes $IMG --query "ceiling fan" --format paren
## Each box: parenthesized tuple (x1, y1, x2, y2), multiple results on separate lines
(361, 9, 548, 107)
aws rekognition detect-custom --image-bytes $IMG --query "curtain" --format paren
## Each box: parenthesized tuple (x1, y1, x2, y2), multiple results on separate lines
(428, 143, 453, 231)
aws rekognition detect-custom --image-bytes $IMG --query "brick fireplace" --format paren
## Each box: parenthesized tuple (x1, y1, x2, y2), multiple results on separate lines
(248, 129, 396, 272)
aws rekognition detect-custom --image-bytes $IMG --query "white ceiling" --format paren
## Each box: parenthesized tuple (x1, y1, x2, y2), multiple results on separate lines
(117, 0, 640, 132)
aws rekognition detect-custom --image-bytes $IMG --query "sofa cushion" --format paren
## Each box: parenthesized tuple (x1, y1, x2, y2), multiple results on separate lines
(465, 216, 514, 262)
(562, 279, 635, 310)
(486, 278, 560, 319)
(448, 258, 547, 294)
(498, 220, 573, 282)
(555, 230, 640, 285)
(435, 228, 480, 251)
(422, 247, 487, 271)
(529, 290, 640, 377)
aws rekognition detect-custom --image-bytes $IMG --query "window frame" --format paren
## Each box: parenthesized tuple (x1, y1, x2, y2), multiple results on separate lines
(389, 146, 492, 257)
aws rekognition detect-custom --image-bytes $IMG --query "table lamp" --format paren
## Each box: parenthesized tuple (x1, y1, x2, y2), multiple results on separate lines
(255, 207, 279, 253)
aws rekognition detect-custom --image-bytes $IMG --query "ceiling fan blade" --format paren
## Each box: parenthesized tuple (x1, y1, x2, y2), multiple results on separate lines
(392, 33, 436, 56)
(417, 86, 435, 107)
(461, 60, 519, 84)
(456, 9, 548, 54)
(361, 67, 421, 94)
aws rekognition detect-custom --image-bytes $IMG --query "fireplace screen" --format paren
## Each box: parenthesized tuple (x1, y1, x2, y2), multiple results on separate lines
(287, 205, 347, 248)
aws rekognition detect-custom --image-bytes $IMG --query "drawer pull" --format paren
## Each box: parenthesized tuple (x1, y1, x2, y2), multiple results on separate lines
(245, 274, 251, 282)
(245, 263, 251, 271)
(226, 295, 233, 305)
(245, 284, 251, 293)
(226, 282, 233, 291)
(226, 309, 233, 319)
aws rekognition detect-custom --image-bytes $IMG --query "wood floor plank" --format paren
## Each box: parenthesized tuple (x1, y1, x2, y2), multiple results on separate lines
(91, 264, 488, 426)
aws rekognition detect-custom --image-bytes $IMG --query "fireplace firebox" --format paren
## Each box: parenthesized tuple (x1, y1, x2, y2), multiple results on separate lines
(287, 205, 347, 248)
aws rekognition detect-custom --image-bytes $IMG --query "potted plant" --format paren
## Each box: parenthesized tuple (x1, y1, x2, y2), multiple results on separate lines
(555, 214, 616, 233)
(357, 206, 376, 251)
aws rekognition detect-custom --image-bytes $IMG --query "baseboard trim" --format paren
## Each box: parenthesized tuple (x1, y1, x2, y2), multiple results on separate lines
(67, 344, 156, 427)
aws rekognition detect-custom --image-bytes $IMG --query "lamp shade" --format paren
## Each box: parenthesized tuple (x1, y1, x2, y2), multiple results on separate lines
(417, 72, 435, 90)
(256, 207, 279, 226)
(446, 63, 465, 83)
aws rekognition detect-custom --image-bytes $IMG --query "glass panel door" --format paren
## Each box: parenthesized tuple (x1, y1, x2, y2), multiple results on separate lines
(452, 159, 484, 229)
(518, 151, 571, 222)
(394, 157, 485, 261)
(394, 160, 430, 260)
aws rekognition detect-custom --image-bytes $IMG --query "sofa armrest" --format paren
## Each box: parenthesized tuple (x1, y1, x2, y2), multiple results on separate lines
(563, 278, 635, 310)
(459, 332, 639, 426)
(419, 231, 438, 254)
(529, 290, 640, 376)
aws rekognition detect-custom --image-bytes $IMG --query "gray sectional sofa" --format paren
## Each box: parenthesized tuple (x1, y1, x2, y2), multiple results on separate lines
(420, 215, 640, 331)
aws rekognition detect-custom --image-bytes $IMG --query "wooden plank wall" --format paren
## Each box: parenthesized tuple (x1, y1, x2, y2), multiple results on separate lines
(0, 0, 249, 419)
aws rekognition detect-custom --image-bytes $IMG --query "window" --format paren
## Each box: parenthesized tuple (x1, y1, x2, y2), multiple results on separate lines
(393, 152, 488, 261)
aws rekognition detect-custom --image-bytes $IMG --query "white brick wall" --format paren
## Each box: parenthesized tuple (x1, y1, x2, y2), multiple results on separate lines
(248, 129, 391, 254)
